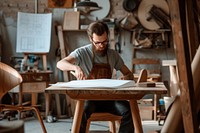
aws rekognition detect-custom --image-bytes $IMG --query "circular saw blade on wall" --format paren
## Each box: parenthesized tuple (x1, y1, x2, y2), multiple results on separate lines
(88, 0, 111, 21)
(137, 0, 169, 30)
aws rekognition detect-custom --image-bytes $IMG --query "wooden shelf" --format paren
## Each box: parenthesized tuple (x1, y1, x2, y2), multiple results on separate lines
(132, 28, 171, 49)
(133, 46, 167, 50)
(130, 29, 171, 33)
(62, 29, 87, 32)
(142, 29, 171, 33)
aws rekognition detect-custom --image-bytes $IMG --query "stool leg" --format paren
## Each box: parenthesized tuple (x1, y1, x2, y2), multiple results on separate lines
(45, 93, 50, 118)
(115, 120, 120, 132)
(109, 121, 116, 133)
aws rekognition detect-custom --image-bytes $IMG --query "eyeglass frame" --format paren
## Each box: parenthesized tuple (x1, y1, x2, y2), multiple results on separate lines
(90, 36, 109, 46)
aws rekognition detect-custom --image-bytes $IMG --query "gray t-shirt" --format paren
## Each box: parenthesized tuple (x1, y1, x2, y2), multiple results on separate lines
(69, 44, 124, 76)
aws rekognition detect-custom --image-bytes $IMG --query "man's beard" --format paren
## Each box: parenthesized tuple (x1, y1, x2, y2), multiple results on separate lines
(93, 45, 108, 57)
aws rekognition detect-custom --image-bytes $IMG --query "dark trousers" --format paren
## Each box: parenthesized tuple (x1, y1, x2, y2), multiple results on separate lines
(79, 100, 134, 133)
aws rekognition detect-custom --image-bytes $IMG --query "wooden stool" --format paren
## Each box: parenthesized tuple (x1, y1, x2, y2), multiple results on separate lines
(86, 113, 122, 133)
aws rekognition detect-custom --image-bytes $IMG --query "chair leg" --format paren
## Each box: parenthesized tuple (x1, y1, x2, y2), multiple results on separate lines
(31, 107, 47, 133)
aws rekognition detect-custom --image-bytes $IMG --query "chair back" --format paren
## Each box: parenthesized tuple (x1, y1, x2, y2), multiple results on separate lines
(132, 58, 161, 82)
(137, 69, 147, 83)
(0, 62, 22, 99)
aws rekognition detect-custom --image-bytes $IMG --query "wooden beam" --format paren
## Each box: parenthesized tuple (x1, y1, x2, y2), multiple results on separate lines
(168, 0, 198, 132)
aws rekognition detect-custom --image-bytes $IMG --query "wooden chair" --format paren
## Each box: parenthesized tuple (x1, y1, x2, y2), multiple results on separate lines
(0, 62, 47, 133)
(132, 58, 161, 82)
(136, 68, 158, 120)
(133, 58, 161, 120)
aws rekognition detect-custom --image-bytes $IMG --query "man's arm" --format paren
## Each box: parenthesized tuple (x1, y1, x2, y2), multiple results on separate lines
(57, 55, 76, 71)
(119, 65, 134, 80)
(57, 55, 86, 80)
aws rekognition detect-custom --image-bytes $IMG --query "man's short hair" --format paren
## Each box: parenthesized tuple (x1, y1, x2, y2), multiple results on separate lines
(87, 21, 109, 37)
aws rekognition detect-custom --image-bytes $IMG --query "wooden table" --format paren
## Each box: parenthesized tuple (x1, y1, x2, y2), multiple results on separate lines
(45, 82, 167, 133)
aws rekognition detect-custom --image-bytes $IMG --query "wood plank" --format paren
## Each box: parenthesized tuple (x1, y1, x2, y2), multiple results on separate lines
(63, 11, 80, 30)
(168, 0, 198, 132)
(57, 25, 75, 117)
(132, 58, 160, 64)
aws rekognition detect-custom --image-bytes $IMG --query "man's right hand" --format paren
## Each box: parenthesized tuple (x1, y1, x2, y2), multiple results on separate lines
(72, 66, 86, 80)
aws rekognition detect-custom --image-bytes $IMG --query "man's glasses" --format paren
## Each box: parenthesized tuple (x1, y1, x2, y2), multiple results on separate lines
(92, 38, 109, 45)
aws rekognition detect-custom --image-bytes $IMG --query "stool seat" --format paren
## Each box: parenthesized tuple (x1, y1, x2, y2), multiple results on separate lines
(86, 113, 122, 133)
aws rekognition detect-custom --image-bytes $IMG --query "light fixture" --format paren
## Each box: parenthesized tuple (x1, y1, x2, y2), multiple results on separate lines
(75, 0, 101, 14)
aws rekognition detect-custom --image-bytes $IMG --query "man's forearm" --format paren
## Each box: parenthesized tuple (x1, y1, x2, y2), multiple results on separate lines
(57, 59, 76, 72)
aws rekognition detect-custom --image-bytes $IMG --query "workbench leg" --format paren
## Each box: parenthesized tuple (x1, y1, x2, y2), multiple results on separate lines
(71, 100, 84, 133)
(45, 93, 50, 118)
(55, 94, 62, 118)
(129, 100, 143, 133)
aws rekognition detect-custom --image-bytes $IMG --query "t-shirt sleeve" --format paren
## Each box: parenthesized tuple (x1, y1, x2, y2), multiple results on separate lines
(69, 44, 92, 65)
(69, 49, 81, 64)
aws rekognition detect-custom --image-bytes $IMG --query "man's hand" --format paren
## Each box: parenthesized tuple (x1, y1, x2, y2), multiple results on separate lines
(71, 66, 86, 80)
(119, 73, 134, 80)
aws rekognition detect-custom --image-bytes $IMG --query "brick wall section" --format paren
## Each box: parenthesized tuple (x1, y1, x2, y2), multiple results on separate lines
(0, 0, 127, 20)
(0, 0, 47, 20)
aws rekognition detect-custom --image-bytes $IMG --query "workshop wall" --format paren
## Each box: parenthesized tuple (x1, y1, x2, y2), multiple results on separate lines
(0, 0, 175, 83)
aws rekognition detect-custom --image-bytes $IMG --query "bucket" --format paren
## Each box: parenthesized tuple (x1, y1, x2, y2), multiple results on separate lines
(164, 96, 174, 111)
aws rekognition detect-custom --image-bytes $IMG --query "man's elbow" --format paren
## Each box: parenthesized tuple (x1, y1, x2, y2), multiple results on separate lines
(56, 61, 63, 71)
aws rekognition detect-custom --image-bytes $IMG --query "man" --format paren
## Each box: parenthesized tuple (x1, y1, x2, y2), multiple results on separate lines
(57, 21, 134, 133)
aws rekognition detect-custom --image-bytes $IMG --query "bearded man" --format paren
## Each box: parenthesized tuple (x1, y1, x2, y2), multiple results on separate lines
(57, 21, 134, 133)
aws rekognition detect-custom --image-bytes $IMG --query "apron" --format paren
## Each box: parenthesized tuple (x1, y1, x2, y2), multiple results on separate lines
(87, 52, 112, 79)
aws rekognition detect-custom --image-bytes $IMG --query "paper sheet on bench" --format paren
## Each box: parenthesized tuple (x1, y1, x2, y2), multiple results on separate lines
(51, 79, 135, 88)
